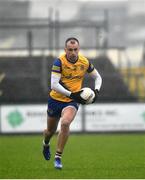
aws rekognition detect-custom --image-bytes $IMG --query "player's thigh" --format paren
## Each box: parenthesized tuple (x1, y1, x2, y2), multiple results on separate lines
(61, 106, 77, 124)
(47, 115, 59, 131)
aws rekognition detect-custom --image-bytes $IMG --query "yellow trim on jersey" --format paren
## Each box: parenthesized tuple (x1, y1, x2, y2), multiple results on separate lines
(50, 53, 90, 102)
(51, 71, 61, 75)
(52, 65, 61, 71)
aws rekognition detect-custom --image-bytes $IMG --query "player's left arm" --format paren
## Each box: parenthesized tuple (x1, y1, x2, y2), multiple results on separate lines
(89, 68, 102, 92)
(87, 62, 102, 102)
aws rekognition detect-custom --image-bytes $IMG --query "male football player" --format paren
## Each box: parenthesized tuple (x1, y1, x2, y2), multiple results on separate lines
(43, 37, 102, 169)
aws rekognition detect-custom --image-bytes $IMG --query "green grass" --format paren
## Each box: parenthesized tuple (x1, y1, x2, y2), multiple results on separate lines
(0, 134, 145, 179)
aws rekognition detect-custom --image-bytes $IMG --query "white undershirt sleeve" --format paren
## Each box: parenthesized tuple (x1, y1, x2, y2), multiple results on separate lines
(51, 73, 71, 97)
(89, 69, 102, 91)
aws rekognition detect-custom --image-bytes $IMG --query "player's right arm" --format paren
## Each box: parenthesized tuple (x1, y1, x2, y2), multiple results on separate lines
(51, 59, 71, 97)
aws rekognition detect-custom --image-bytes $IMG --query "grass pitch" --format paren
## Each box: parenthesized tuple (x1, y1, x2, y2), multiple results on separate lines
(0, 134, 145, 179)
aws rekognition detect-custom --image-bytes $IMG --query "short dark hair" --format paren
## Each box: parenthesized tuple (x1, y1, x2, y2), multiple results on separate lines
(65, 37, 79, 47)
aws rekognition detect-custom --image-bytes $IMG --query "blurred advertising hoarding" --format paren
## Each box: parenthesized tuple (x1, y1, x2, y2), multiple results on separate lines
(85, 103, 145, 132)
(0, 104, 145, 133)
(0, 104, 82, 133)
(1, 105, 47, 133)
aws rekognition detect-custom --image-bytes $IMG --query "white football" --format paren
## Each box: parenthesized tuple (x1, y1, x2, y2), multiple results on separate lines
(80, 87, 95, 104)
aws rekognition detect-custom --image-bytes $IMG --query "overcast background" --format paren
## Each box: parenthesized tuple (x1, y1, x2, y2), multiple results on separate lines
(0, 0, 145, 66)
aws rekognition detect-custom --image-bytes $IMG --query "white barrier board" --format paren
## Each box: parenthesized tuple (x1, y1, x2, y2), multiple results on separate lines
(0, 104, 82, 133)
(85, 103, 145, 131)
(1, 105, 47, 133)
(0, 103, 145, 133)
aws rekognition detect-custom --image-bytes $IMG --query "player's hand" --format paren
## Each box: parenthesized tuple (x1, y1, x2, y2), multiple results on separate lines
(70, 90, 86, 104)
(92, 89, 99, 103)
